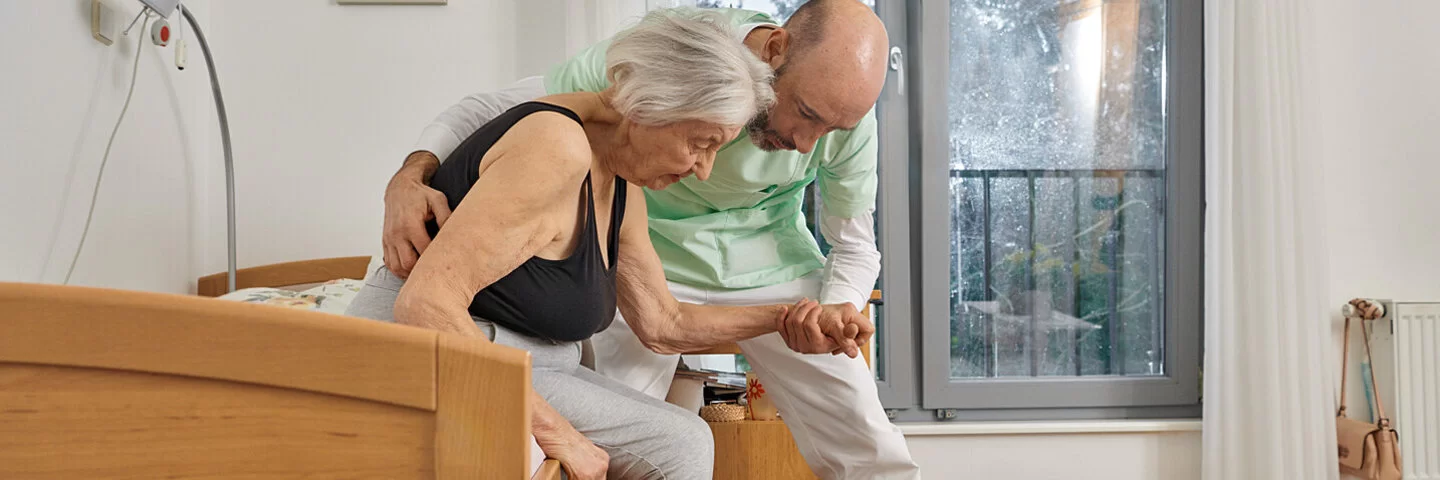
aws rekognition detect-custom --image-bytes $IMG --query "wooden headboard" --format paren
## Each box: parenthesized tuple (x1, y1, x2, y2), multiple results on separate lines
(0, 281, 535, 479)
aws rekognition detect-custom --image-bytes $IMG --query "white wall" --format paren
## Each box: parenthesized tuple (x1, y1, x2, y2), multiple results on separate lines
(0, 0, 642, 287)
(1308, 0, 1440, 423)
(196, 0, 523, 273)
(193, 0, 664, 273)
(1312, 1, 1440, 301)
(907, 432, 1201, 480)
(0, 1, 213, 293)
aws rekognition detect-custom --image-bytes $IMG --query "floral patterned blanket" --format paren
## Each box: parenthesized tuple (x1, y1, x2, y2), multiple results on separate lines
(216, 279, 364, 316)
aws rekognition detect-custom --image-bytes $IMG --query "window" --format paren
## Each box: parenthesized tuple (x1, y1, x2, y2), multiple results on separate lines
(667, 0, 1202, 420)
(916, 0, 1202, 418)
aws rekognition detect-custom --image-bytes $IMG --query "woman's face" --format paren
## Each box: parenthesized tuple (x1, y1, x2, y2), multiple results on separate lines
(620, 120, 741, 190)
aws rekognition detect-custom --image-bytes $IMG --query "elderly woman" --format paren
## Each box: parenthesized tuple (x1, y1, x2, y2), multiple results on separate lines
(346, 10, 870, 480)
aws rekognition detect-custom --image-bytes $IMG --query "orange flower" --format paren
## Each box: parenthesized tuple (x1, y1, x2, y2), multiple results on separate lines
(746, 377, 765, 400)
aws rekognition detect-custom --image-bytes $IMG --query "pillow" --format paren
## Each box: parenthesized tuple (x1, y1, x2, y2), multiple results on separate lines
(217, 279, 364, 316)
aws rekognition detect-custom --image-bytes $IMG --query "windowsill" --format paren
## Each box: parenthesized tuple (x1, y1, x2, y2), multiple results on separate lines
(898, 419, 1201, 436)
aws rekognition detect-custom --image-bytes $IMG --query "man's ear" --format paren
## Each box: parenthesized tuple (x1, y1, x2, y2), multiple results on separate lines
(762, 27, 792, 69)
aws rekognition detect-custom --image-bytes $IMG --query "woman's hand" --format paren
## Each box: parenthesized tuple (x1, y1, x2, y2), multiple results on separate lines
(531, 390, 609, 480)
(775, 299, 874, 357)
(536, 426, 608, 480)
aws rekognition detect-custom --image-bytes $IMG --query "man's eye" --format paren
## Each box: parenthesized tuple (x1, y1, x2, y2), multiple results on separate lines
(799, 106, 822, 122)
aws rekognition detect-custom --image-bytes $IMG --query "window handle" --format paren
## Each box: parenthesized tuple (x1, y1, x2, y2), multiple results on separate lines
(888, 45, 905, 97)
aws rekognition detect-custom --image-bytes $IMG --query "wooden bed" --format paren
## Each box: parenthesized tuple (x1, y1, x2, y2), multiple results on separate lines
(0, 272, 552, 478)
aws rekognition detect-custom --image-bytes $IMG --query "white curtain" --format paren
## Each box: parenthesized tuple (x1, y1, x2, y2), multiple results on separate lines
(1203, 0, 1338, 479)
(554, 0, 647, 59)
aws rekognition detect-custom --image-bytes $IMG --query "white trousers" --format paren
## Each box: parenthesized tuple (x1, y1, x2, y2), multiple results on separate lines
(592, 272, 921, 480)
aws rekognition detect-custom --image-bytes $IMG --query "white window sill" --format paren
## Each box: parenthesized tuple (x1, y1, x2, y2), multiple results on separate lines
(898, 419, 1201, 436)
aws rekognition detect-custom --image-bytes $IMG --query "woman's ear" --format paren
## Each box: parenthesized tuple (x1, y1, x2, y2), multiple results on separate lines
(614, 117, 638, 147)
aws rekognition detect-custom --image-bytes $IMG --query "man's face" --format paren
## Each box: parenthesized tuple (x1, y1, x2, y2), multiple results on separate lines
(746, 58, 879, 154)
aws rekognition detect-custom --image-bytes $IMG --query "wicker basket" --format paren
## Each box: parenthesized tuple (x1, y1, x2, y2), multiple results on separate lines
(699, 403, 746, 423)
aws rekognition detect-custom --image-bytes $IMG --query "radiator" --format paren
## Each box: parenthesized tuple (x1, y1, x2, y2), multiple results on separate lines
(1369, 301, 1440, 480)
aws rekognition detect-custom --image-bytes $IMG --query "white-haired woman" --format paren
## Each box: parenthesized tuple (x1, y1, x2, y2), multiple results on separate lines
(345, 10, 790, 480)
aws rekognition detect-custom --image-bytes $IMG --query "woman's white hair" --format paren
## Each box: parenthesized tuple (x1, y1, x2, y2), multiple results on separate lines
(605, 9, 776, 127)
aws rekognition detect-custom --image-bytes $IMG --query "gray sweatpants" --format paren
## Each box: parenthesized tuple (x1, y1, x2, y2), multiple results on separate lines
(343, 266, 714, 480)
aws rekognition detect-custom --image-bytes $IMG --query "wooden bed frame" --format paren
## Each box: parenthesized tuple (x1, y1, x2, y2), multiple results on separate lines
(0, 276, 549, 479)
(196, 256, 375, 297)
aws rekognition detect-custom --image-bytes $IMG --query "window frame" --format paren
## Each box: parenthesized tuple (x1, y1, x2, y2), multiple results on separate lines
(871, 0, 919, 410)
(901, 0, 1203, 417)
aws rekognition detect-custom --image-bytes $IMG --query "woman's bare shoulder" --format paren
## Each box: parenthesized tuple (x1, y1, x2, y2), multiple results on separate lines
(486, 109, 592, 178)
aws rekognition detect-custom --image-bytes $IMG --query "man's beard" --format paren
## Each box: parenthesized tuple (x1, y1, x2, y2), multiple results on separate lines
(746, 109, 793, 152)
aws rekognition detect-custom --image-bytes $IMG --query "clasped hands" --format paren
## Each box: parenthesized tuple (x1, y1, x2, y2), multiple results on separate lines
(775, 299, 874, 358)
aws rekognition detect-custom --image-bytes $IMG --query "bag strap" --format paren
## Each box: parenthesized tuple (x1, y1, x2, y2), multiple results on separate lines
(1339, 298, 1391, 427)
(1339, 316, 1351, 416)
(1359, 314, 1391, 427)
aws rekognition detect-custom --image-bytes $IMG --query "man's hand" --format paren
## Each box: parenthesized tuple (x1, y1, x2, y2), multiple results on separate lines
(775, 299, 875, 358)
(382, 151, 452, 278)
(531, 390, 609, 480)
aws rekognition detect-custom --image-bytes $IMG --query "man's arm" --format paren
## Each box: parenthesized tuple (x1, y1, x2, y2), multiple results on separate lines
(384, 77, 548, 278)
(412, 76, 548, 164)
(818, 209, 882, 312)
(816, 110, 882, 313)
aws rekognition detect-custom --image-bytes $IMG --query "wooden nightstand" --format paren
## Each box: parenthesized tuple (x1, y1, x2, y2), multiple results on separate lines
(708, 420, 818, 480)
(689, 291, 879, 480)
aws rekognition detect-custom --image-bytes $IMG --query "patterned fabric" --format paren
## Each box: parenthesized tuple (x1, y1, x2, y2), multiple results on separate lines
(217, 279, 364, 316)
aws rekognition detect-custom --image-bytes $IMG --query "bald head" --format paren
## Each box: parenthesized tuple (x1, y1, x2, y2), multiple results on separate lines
(784, 0, 888, 71)
(744, 0, 889, 153)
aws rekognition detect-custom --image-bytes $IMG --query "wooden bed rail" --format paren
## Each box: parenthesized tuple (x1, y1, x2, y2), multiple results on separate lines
(0, 281, 535, 478)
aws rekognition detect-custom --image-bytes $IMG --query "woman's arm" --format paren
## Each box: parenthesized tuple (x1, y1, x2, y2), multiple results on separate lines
(393, 112, 591, 336)
(394, 113, 610, 479)
(614, 184, 870, 356)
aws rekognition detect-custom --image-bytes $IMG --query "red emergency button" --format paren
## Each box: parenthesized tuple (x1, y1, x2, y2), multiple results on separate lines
(150, 19, 171, 46)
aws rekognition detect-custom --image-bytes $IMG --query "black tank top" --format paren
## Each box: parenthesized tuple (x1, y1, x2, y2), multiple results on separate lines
(425, 102, 626, 342)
